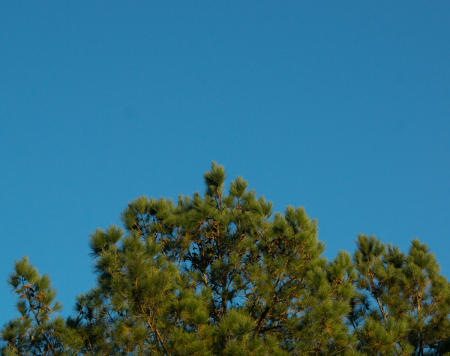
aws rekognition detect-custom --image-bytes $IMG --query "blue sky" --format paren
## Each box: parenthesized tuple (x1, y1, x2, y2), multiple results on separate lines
(1, 2, 449, 325)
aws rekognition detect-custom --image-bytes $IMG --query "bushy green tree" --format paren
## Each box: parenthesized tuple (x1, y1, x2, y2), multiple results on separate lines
(2, 163, 449, 355)
(351, 235, 450, 355)
(1, 257, 69, 355)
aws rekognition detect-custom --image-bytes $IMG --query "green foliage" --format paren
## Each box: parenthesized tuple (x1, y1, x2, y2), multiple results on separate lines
(1, 257, 70, 355)
(351, 235, 450, 355)
(2, 163, 449, 355)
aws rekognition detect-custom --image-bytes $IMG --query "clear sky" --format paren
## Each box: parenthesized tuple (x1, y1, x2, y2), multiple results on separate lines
(1, 2, 449, 325)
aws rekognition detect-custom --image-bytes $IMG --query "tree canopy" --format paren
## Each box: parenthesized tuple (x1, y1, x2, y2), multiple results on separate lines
(2, 163, 449, 355)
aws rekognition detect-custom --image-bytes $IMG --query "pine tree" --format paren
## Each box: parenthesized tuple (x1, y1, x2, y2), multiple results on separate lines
(1, 257, 68, 355)
(351, 235, 450, 355)
(2, 163, 449, 355)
